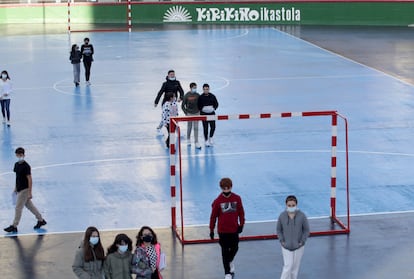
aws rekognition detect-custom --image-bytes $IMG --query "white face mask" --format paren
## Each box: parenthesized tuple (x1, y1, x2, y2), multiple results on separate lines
(1, 74, 7, 79)
(191, 88, 197, 93)
(118, 245, 128, 253)
(89, 236, 99, 245)
(17, 156, 24, 162)
(286, 206, 297, 213)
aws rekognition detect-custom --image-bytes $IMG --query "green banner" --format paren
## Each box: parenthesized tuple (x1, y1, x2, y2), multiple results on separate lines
(1, 2, 414, 26)
(134, 3, 414, 26)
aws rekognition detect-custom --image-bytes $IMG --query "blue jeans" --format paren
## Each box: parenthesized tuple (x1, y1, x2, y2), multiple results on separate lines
(0, 99, 10, 120)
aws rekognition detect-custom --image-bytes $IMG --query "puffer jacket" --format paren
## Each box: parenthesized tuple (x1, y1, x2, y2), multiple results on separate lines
(72, 242, 104, 279)
(104, 251, 133, 279)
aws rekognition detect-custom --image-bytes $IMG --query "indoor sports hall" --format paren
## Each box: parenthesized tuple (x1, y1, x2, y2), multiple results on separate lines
(0, 23, 414, 278)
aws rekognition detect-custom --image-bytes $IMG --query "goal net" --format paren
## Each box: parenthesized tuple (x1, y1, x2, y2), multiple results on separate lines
(169, 110, 350, 245)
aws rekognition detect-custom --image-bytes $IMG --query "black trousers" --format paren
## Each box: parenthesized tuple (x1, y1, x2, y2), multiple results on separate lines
(83, 60, 92, 81)
(219, 233, 239, 274)
(202, 120, 216, 140)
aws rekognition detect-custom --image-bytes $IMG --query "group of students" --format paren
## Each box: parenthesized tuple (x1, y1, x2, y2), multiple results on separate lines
(73, 225, 164, 279)
(210, 177, 310, 279)
(0, 69, 12, 126)
(154, 69, 219, 149)
(69, 37, 95, 87)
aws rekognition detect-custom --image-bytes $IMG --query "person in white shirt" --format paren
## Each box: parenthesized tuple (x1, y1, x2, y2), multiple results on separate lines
(0, 70, 12, 126)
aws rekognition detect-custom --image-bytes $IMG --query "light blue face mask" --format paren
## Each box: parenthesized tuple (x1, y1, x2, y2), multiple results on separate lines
(168, 77, 176, 81)
(118, 245, 128, 253)
(89, 236, 99, 245)
(1, 74, 7, 79)
(286, 206, 297, 213)
(191, 88, 197, 93)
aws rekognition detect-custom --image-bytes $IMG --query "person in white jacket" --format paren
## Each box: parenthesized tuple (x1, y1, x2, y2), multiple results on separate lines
(0, 70, 12, 126)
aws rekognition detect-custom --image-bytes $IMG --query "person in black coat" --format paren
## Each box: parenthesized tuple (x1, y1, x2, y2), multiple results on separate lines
(69, 44, 82, 87)
(154, 70, 184, 131)
(81, 37, 94, 85)
(154, 69, 184, 107)
(197, 83, 219, 146)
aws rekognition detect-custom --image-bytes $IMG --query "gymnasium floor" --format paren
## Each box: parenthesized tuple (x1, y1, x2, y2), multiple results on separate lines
(0, 24, 414, 278)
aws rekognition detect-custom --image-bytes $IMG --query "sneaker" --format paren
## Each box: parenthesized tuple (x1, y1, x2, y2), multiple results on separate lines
(230, 261, 235, 273)
(208, 137, 214, 146)
(86, 81, 91, 86)
(34, 219, 47, 229)
(224, 274, 232, 279)
(195, 142, 202, 149)
(205, 140, 210, 147)
(6, 121, 10, 127)
(2, 118, 5, 123)
(75, 82, 79, 87)
(4, 225, 17, 233)
(187, 139, 191, 146)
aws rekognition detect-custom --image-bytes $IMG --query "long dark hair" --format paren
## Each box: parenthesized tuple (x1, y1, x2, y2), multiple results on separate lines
(70, 44, 79, 55)
(1, 70, 10, 80)
(136, 226, 158, 247)
(107, 233, 132, 254)
(82, 226, 105, 262)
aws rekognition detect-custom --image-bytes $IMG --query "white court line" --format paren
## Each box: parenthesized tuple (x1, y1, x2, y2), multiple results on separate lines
(228, 73, 381, 82)
(1, 149, 414, 178)
(208, 29, 249, 42)
(3, 210, 414, 238)
(271, 27, 414, 87)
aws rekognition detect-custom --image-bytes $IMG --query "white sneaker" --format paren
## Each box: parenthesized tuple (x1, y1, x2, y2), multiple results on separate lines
(208, 137, 214, 146)
(2, 118, 5, 123)
(6, 121, 10, 127)
(205, 140, 210, 147)
(195, 142, 202, 149)
(86, 81, 91, 86)
(187, 139, 191, 146)
(230, 261, 235, 273)
(225, 274, 232, 279)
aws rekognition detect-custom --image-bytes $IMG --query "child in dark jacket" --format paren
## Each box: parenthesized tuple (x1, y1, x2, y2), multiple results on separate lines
(69, 44, 82, 87)
(104, 233, 134, 279)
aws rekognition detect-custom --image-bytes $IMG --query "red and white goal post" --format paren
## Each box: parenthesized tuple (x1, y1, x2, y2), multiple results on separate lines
(169, 110, 350, 245)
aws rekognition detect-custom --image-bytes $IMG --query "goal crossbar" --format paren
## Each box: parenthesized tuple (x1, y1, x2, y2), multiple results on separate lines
(169, 110, 350, 245)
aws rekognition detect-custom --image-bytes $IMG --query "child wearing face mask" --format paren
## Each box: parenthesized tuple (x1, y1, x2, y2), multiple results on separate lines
(69, 44, 82, 87)
(104, 233, 133, 279)
(73, 226, 105, 279)
(132, 226, 163, 279)
(209, 177, 245, 279)
(276, 195, 310, 279)
(0, 70, 12, 126)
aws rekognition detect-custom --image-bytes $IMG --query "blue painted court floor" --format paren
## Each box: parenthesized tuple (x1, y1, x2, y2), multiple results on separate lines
(0, 24, 414, 279)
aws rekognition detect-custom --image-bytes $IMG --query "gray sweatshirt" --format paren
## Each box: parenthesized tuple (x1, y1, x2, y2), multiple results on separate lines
(276, 210, 310, 251)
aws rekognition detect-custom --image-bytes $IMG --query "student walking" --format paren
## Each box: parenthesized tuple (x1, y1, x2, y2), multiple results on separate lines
(0, 70, 12, 126)
(104, 233, 134, 279)
(132, 226, 164, 279)
(198, 83, 219, 147)
(182, 82, 201, 149)
(81, 37, 94, 85)
(73, 226, 105, 279)
(3, 147, 47, 233)
(161, 92, 178, 148)
(70, 44, 82, 87)
(209, 178, 245, 279)
(276, 195, 310, 279)
(154, 69, 184, 132)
